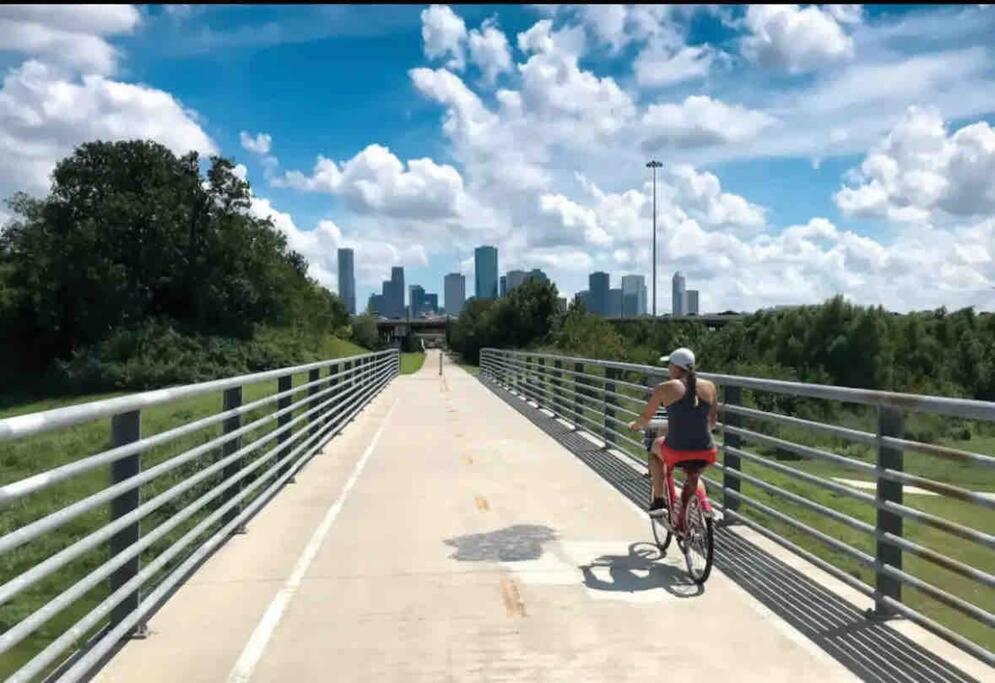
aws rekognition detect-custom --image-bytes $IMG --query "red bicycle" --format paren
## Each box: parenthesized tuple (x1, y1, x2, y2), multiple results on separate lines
(645, 423, 715, 585)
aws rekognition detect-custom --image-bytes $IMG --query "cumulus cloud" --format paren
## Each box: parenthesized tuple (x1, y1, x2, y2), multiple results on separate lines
(420, 4, 467, 70)
(634, 43, 715, 88)
(741, 4, 858, 73)
(641, 96, 775, 149)
(835, 107, 995, 222)
(468, 18, 512, 84)
(240, 131, 272, 155)
(0, 60, 217, 199)
(0, 5, 140, 75)
(275, 143, 473, 220)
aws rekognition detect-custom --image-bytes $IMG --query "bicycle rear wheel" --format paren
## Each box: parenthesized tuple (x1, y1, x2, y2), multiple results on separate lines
(650, 514, 672, 552)
(683, 495, 714, 584)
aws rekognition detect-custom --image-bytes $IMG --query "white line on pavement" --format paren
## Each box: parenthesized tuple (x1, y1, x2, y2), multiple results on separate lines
(226, 400, 398, 683)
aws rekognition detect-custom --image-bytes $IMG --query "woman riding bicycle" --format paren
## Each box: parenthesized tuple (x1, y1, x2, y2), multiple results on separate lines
(628, 347, 718, 532)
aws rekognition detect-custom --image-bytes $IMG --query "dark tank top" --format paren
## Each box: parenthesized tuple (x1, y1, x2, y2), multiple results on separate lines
(663, 379, 714, 451)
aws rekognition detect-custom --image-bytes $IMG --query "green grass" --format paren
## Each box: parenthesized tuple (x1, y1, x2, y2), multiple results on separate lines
(400, 352, 426, 375)
(0, 336, 375, 680)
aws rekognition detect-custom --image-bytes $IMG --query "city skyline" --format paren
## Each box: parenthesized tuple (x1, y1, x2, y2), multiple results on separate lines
(1, 6, 992, 314)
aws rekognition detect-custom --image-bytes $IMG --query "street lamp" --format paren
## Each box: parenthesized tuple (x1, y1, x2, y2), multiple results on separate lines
(646, 160, 662, 317)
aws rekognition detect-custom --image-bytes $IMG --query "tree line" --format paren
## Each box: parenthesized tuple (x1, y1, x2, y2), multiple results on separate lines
(0, 140, 354, 394)
(448, 279, 995, 402)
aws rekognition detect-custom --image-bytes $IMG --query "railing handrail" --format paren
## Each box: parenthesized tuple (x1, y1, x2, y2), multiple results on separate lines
(481, 348, 995, 420)
(0, 349, 397, 441)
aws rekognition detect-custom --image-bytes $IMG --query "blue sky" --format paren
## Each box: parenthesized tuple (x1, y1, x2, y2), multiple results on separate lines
(1, 4, 993, 312)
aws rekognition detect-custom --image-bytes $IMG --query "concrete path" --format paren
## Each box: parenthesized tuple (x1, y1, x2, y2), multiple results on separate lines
(94, 350, 861, 682)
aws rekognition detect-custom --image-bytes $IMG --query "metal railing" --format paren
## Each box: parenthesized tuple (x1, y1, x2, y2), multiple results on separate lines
(0, 349, 399, 682)
(479, 348, 995, 665)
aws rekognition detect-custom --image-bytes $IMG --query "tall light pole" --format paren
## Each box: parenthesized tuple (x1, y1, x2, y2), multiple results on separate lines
(646, 160, 662, 317)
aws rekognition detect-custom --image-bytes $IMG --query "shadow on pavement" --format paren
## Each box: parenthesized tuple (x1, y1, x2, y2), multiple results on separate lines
(579, 542, 703, 599)
(480, 376, 980, 683)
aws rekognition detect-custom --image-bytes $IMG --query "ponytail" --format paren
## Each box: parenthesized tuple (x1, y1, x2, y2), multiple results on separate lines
(686, 369, 698, 407)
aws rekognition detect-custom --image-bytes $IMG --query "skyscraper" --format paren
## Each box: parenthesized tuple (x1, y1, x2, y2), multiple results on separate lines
(527, 268, 549, 283)
(506, 269, 528, 291)
(409, 285, 426, 317)
(444, 273, 466, 316)
(686, 290, 700, 315)
(391, 266, 405, 318)
(425, 293, 438, 314)
(672, 271, 686, 317)
(609, 288, 623, 318)
(589, 272, 610, 316)
(337, 248, 355, 315)
(475, 246, 498, 300)
(499, 275, 507, 298)
(621, 275, 647, 317)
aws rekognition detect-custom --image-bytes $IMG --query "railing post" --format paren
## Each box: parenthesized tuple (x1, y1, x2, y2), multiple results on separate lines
(574, 362, 585, 428)
(604, 367, 618, 449)
(552, 359, 563, 417)
(722, 385, 742, 517)
(874, 405, 904, 617)
(109, 409, 147, 638)
(537, 356, 546, 410)
(308, 368, 321, 439)
(221, 387, 246, 534)
(277, 374, 293, 481)
(326, 362, 340, 430)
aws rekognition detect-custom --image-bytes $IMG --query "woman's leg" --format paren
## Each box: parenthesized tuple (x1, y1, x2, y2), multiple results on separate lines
(680, 469, 702, 530)
(649, 439, 665, 499)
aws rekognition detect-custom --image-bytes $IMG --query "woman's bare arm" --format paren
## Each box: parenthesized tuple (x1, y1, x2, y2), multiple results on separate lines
(629, 381, 675, 430)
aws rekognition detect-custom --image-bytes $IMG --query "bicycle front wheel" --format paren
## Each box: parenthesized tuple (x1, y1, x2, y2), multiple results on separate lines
(651, 514, 672, 552)
(683, 495, 714, 584)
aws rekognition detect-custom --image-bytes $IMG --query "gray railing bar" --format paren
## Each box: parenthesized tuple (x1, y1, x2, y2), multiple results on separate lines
(7, 362, 395, 682)
(0, 364, 394, 659)
(0, 361, 377, 506)
(510, 355, 654, 394)
(724, 424, 877, 476)
(877, 468, 995, 511)
(0, 350, 395, 442)
(0, 360, 382, 555)
(0, 361, 393, 607)
(722, 403, 995, 470)
(718, 458, 994, 589)
(485, 349, 995, 420)
(723, 444, 993, 549)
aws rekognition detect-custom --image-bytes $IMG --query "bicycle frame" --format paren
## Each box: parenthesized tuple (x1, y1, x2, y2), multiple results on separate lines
(661, 462, 714, 535)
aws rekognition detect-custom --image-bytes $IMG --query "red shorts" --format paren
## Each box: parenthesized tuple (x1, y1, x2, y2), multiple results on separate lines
(654, 439, 718, 469)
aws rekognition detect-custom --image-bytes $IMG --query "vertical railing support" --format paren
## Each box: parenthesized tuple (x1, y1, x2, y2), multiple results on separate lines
(109, 409, 147, 638)
(277, 374, 293, 481)
(221, 387, 246, 534)
(873, 405, 904, 618)
(574, 362, 586, 429)
(537, 356, 546, 411)
(326, 362, 340, 431)
(552, 359, 563, 418)
(722, 385, 742, 518)
(604, 367, 618, 449)
(308, 368, 321, 439)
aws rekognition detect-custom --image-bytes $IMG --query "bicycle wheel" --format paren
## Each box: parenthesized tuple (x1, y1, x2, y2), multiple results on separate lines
(650, 514, 672, 552)
(683, 495, 714, 584)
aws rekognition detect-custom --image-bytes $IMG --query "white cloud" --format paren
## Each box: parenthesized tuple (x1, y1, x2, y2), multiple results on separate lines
(0, 5, 140, 75)
(577, 5, 629, 52)
(741, 4, 857, 73)
(0, 60, 217, 200)
(665, 165, 766, 232)
(642, 96, 775, 149)
(835, 107, 995, 222)
(275, 143, 499, 227)
(468, 18, 512, 84)
(634, 43, 715, 88)
(421, 4, 467, 70)
(232, 163, 248, 181)
(240, 131, 272, 155)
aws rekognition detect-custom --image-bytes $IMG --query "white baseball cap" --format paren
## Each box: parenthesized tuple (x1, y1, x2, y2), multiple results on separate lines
(663, 347, 695, 370)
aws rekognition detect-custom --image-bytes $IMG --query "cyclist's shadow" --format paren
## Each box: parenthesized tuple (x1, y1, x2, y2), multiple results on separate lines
(578, 542, 703, 598)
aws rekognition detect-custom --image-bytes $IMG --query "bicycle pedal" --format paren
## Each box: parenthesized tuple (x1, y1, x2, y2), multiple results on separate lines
(647, 508, 669, 519)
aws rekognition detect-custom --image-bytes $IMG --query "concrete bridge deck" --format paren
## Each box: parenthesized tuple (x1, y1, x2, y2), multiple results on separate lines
(92, 351, 987, 682)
